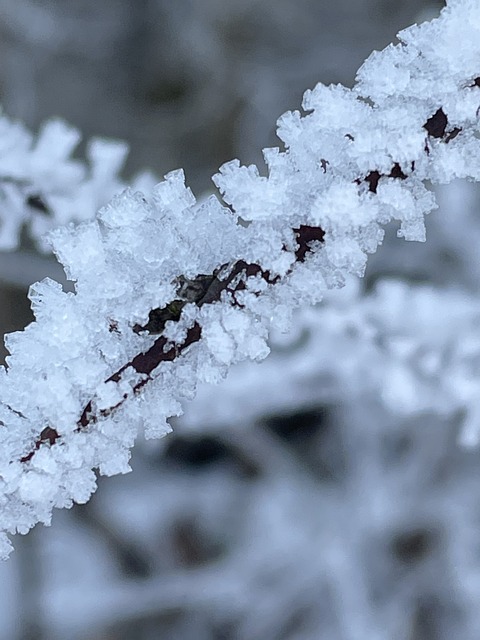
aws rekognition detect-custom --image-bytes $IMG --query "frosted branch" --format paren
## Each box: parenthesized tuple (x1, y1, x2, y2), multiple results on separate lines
(0, 0, 479, 557)
(0, 115, 157, 252)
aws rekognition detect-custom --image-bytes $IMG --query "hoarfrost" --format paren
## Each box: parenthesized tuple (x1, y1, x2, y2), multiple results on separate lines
(0, 0, 480, 556)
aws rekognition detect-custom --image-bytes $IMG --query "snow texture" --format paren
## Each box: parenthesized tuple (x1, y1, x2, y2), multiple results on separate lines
(0, 114, 156, 252)
(0, 0, 480, 557)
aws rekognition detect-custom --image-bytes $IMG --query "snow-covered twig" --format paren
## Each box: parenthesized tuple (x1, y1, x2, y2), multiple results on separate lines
(0, 0, 479, 557)
(0, 115, 157, 252)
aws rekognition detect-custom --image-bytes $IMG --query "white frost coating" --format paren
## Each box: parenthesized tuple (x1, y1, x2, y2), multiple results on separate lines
(181, 277, 480, 442)
(0, 113, 156, 251)
(0, 0, 480, 557)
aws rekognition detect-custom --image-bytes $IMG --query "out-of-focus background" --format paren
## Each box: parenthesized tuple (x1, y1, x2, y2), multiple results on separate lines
(6, 1, 480, 639)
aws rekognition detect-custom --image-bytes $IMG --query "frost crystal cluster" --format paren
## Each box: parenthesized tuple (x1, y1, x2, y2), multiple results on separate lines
(0, 0, 479, 557)
(0, 115, 156, 252)
(183, 276, 480, 446)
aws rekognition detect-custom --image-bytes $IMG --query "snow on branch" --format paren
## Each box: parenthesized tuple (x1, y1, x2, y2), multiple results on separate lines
(0, 0, 479, 558)
(0, 115, 156, 252)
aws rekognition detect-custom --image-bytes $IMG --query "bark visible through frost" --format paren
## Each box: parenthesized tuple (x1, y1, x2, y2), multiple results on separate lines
(19, 100, 468, 462)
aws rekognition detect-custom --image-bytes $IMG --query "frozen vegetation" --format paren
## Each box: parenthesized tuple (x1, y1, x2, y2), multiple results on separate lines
(1, 0, 480, 638)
